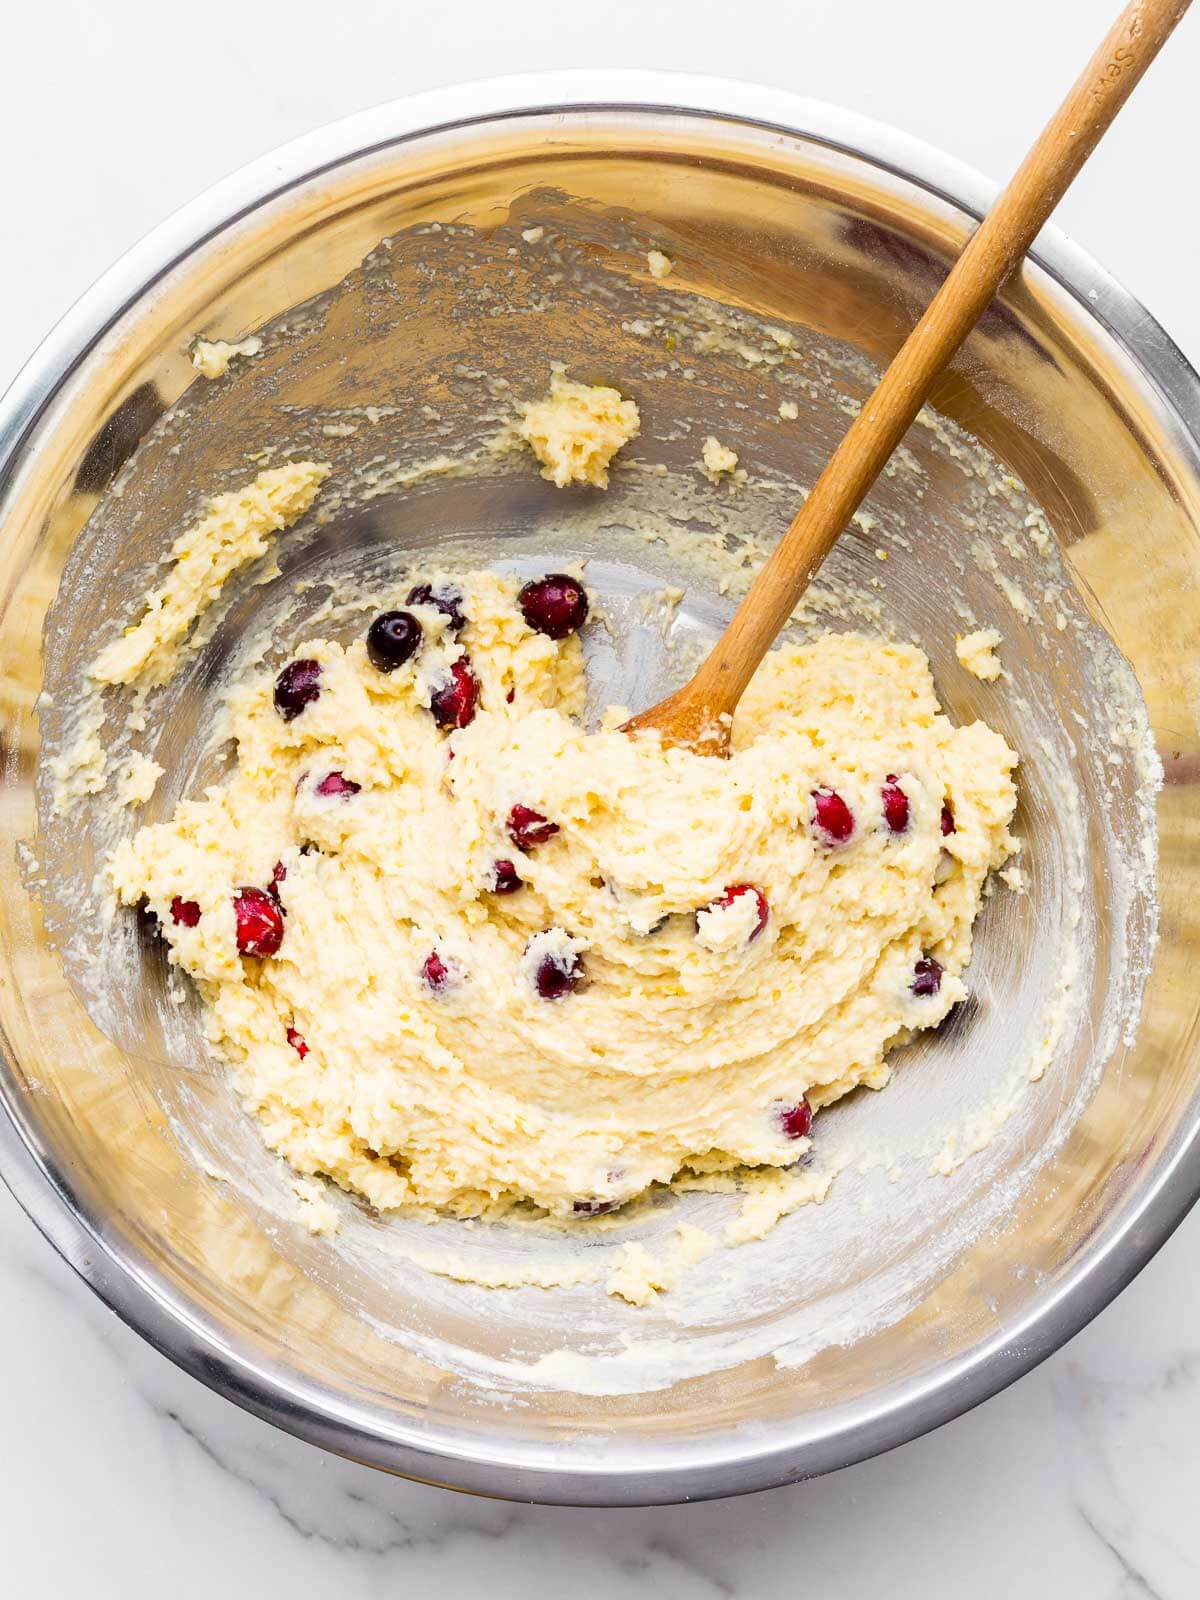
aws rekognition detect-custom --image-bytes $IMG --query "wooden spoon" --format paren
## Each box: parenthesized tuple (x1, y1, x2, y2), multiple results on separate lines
(625, 0, 1191, 755)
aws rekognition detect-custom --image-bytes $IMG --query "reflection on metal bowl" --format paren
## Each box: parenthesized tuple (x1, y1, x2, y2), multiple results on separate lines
(0, 74, 1194, 1505)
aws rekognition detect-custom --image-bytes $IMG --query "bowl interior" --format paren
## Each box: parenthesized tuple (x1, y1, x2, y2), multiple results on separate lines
(0, 97, 1196, 1501)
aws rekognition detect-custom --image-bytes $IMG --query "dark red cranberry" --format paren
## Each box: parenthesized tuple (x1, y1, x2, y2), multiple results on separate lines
(489, 859, 524, 894)
(315, 771, 361, 798)
(505, 687, 516, 704)
(367, 609, 422, 672)
(573, 1197, 619, 1216)
(429, 658, 480, 729)
(421, 950, 458, 993)
(812, 787, 855, 844)
(170, 896, 201, 928)
(286, 1026, 308, 1059)
(271, 860, 287, 887)
(881, 776, 910, 834)
(518, 574, 590, 639)
(507, 804, 559, 851)
(700, 883, 769, 941)
(234, 887, 284, 957)
(531, 943, 583, 999)
(407, 582, 467, 633)
(780, 1099, 813, 1140)
(273, 658, 321, 721)
(911, 956, 943, 997)
(941, 801, 956, 836)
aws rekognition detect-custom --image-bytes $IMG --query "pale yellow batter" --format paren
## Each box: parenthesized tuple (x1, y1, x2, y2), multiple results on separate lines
(108, 568, 1018, 1226)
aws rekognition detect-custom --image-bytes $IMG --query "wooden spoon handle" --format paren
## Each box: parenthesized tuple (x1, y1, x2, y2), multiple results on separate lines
(653, 0, 1190, 736)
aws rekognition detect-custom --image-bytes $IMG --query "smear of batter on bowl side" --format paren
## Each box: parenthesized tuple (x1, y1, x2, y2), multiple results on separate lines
(517, 368, 640, 488)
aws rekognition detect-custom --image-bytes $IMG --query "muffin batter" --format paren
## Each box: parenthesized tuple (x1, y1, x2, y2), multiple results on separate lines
(108, 568, 1018, 1225)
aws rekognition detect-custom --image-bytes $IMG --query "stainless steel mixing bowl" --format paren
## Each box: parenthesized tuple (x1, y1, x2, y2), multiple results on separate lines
(1, 74, 1198, 1506)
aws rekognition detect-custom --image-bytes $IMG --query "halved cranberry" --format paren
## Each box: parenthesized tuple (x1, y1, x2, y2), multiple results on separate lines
(530, 944, 583, 999)
(780, 1099, 813, 1140)
(407, 582, 467, 634)
(507, 804, 559, 851)
(425, 947, 457, 985)
(941, 801, 956, 836)
(170, 896, 201, 928)
(315, 771, 361, 798)
(233, 887, 284, 957)
(429, 658, 480, 729)
(573, 1197, 619, 1216)
(518, 574, 590, 639)
(286, 1026, 308, 1059)
(700, 883, 769, 941)
(489, 859, 524, 895)
(911, 956, 943, 997)
(273, 659, 321, 721)
(881, 776, 910, 834)
(812, 787, 855, 844)
(367, 610, 422, 672)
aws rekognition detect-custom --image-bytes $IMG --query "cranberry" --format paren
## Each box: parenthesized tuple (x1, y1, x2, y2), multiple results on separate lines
(407, 582, 467, 633)
(429, 658, 480, 729)
(507, 804, 559, 851)
(911, 956, 943, 997)
(700, 883, 769, 941)
(315, 771, 361, 798)
(941, 801, 956, 836)
(812, 787, 855, 844)
(518, 574, 590, 639)
(881, 776, 910, 834)
(233, 887, 284, 957)
(286, 1026, 308, 1059)
(489, 859, 524, 894)
(530, 943, 583, 999)
(271, 860, 287, 887)
(367, 609, 422, 672)
(273, 658, 321, 721)
(422, 950, 462, 993)
(170, 896, 201, 928)
(573, 1198, 619, 1216)
(780, 1099, 813, 1140)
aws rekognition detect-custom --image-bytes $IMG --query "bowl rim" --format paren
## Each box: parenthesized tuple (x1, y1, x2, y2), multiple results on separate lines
(1, 70, 1198, 1506)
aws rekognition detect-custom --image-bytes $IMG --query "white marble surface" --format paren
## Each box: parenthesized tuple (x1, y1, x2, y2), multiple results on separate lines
(5, 0, 1200, 1592)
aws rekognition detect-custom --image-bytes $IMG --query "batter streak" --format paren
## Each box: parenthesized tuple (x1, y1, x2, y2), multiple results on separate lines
(108, 567, 1018, 1227)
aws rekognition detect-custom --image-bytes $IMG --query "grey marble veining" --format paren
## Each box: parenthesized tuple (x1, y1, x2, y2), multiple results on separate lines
(5, 1176, 1200, 1598)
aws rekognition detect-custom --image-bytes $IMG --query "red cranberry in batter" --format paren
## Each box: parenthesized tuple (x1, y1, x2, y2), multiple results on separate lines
(170, 896, 201, 928)
(429, 658, 480, 729)
(881, 776, 910, 834)
(407, 582, 467, 634)
(273, 658, 321, 721)
(780, 1099, 813, 1140)
(812, 786, 855, 844)
(421, 951, 451, 992)
(911, 956, 943, 997)
(507, 804, 559, 851)
(488, 859, 524, 894)
(315, 771, 361, 798)
(233, 887, 284, 957)
(700, 883, 769, 942)
(530, 942, 583, 999)
(518, 574, 590, 639)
